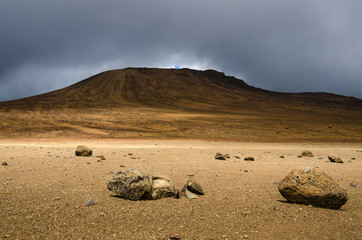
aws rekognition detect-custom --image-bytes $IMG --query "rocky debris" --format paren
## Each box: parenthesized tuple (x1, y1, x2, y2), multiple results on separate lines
(169, 233, 182, 239)
(84, 198, 98, 207)
(278, 168, 348, 209)
(182, 180, 204, 199)
(297, 155, 302, 158)
(302, 151, 313, 157)
(234, 156, 240, 159)
(96, 155, 106, 160)
(215, 152, 228, 160)
(182, 180, 204, 195)
(280, 156, 285, 158)
(2, 162, 8, 166)
(244, 157, 254, 161)
(75, 145, 92, 157)
(107, 169, 178, 200)
(328, 155, 343, 163)
(350, 182, 357, 188)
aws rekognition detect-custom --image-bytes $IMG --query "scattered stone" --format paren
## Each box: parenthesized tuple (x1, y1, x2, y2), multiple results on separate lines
(234, 156, 240, 159)
(244, 170, 248, 172)
(351, 158, 356, 160)
(280, 156, 285, 158)
(278, 168, 348, 209)
(183, 189, 198, 199)
(84, 198, 98, 207)
(2, 162, 8, 166)
(120, 165, 126, 167)
(169, 233, 182, 239)
(350, 182, 357, 188)
(297, 155, 302, 158)
(215, 152, 227, 160)
(301, 151, 313, 157)
(328, 155, 343, 163)
(224, 153, 230, 159)
(96, 155, 106, 160)
(244, 157, 254, 161)
(186, 173, 194, 176)
(107, 169, 178, 200)
(127, 153, 133, 156)
(182, 180, 204, 195)
(75, 145, 92, 157)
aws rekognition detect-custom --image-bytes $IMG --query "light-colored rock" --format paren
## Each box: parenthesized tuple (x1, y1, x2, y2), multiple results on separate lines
(278, 168, 348, 209)
(75, 145, 92, 157)
(107, 170, 178, 200)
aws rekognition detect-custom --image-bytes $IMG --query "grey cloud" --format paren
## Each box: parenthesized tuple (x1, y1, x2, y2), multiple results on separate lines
(0, 0, 361, 101)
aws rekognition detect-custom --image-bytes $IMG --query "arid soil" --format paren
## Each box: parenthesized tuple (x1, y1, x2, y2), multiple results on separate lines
(1, 139, 361, 239)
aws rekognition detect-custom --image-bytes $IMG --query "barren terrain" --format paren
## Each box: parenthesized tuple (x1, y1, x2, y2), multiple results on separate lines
(0, 68, 361, 239)
(1, 140, 361, 239)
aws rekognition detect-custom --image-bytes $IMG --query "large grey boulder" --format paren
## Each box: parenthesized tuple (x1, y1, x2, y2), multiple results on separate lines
(278, 168, 348, 209)
(107, 169, 178, 200)
(75, 145, 92, 157)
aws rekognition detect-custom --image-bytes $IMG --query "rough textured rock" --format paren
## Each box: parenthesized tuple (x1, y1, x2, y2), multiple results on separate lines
(151, 176, 178, 199)
(215, 152, 227, 160)
(182, 180, 204, 195)
(302, 151, 313, 157)
(278, 168, 348, 209)
(107, 169, 178, 200)
(244, 157, 254, 161)
(328, 155, 343, 163)
(75, 145, 92, 157)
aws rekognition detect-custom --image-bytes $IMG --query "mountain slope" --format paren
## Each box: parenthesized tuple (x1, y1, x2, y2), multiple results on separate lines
(1, 68, 361, 111)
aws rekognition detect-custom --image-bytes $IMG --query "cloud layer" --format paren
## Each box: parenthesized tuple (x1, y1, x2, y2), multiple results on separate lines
(1, 0, 361, 101)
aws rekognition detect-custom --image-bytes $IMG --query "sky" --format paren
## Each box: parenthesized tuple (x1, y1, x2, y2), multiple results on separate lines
(1, 0, 362, 101)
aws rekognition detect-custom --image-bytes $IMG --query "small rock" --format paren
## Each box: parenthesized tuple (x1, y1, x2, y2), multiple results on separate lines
(351, 158, 356, 160)
(215, 152, 227, 160)
(120, 165, 126, 167)
(280, 156, 284, 158)
(244, 157, 254, 161)
(234, 156, 240, 159)
(297, 155, 302, 158)
(224, 153, 230, 159)
(182, 180, 204, 195)
(186, 173, 194, 176)
(2, 162, 8, 166)
(75, 145, 92, 157)
(301, 151, 313, 157)
(244, 170, 248, 172)
(170, 233, 182, 239)
(350, 182, 357, 188)
(328, 155, 343, 163)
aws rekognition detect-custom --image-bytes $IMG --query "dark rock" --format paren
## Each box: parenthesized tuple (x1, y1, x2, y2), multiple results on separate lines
(278, 168, 348, 209)
(215, 152, 226, 160)
(328, 155, 343, 163)
(182, 180, 204, 195)
(2, 162, 8, 166)
(75, 145, 92, 157)
(244, 157, 254, 161)
(302, 151, 313, 157)
(280, 156, 285, 158)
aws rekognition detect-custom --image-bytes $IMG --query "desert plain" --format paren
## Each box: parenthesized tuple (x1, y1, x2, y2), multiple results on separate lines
(0, 68, 361, 239)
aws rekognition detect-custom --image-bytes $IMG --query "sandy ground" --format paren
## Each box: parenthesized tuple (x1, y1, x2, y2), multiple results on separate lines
(0, 139, 361, 240)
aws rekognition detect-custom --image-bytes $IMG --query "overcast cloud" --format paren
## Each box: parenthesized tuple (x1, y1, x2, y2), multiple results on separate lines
(1, 0, 361, 101)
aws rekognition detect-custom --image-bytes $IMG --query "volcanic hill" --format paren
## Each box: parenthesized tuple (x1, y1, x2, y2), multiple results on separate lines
(0, 68, 361, 141)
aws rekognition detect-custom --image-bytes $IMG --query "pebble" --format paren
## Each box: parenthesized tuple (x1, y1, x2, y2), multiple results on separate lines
(169, 233, 182, 239)
(2, 162, 8, 166)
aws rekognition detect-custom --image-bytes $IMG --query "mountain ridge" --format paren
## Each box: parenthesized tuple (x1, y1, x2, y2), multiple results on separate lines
(1, 68, 361, 111)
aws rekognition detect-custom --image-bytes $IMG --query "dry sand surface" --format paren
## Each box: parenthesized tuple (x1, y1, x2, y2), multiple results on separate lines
(0, 139, 361, 239)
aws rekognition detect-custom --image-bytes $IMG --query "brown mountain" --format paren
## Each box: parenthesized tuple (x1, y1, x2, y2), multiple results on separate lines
(0, 68, 361, 141)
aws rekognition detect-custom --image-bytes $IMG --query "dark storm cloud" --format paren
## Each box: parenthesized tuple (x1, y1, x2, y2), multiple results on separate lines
(1, 0, 361, 101)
